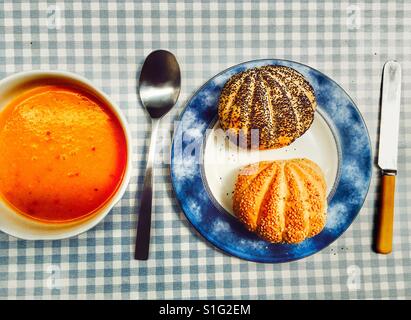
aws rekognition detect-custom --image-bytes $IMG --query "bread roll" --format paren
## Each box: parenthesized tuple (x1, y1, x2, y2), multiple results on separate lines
(218, 65, 316, 149)
(233, 158, 327, 244)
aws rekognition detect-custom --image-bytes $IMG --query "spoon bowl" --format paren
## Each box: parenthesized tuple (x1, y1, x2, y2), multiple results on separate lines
(139, 50, 181, 118)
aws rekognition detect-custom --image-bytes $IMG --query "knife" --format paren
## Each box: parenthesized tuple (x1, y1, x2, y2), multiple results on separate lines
(376, 60, 402, 254)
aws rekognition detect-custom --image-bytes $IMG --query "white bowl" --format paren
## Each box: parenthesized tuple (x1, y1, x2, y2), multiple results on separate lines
(0, 70, 132, 240)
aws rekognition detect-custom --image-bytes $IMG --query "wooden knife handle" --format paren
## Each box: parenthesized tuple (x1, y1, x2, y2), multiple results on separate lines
(376, 174, 396, 254)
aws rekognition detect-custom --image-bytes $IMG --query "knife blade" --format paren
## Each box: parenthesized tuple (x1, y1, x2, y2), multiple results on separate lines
(378, 60, 402, 172)
(376, 60, 401, 254)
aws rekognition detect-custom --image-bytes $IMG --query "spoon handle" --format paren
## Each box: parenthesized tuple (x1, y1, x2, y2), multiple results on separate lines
(134, 119, 160, 260)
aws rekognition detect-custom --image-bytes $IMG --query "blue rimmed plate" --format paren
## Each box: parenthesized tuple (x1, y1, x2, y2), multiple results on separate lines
(170, 59, 372, 263)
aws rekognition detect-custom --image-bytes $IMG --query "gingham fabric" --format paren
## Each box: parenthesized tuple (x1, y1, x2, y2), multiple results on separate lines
(0, 0, 410, 299)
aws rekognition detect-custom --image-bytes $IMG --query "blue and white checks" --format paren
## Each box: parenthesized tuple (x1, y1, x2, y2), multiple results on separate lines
(0, 0, 410, 299)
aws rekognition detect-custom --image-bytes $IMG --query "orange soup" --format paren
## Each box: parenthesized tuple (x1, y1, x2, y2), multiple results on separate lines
(0, 85, 127, 223)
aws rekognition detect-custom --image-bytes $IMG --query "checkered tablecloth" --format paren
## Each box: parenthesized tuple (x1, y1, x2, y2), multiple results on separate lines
(0, 0, 410, 299)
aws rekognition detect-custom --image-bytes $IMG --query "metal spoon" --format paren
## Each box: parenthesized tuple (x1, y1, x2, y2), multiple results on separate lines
(135, 50, 181, 260)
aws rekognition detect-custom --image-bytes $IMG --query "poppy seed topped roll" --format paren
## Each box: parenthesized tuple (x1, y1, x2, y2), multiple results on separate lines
(218, 65, 317, 149)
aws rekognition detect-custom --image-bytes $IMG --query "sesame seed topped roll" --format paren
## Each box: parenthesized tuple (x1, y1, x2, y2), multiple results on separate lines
(233, 158, 327, 244)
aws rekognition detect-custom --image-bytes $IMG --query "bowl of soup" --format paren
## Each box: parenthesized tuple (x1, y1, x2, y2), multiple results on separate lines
(0, 70, 132, 239)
